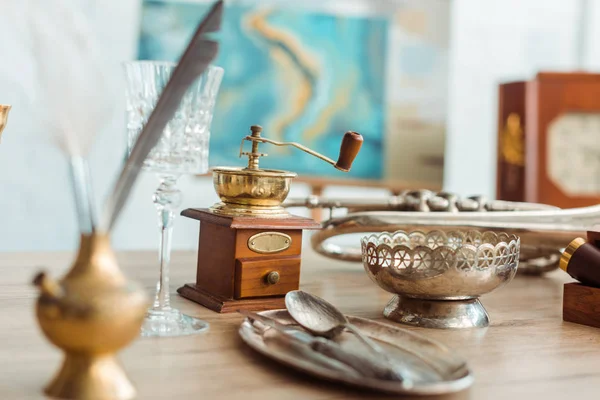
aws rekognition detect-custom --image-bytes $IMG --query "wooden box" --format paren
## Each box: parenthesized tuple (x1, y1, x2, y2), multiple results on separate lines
(563, 282, 600, 329)
(497, 81, 527, 202)
(497, 72, 600, 207)
(177, 208, 320, 313)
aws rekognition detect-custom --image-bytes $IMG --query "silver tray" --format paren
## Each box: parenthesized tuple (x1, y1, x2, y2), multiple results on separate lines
(238, 309, 473, 396)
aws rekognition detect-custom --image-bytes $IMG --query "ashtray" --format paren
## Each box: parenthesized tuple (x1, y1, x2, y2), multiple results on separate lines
(361, 230, 520, 329)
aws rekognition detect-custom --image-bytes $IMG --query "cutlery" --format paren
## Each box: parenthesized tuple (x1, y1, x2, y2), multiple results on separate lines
(239, 310, 409, 384)
(285, 290, 388, 357)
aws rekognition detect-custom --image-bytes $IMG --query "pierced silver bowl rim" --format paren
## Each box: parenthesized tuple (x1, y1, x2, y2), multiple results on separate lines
(360, 230, 520, 250)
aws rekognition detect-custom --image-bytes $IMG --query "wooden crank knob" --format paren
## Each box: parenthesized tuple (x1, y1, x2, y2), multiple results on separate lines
(334, 131, 363, 172)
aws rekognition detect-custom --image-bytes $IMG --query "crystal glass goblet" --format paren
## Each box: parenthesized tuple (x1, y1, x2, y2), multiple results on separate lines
(124, 61, 223, 337)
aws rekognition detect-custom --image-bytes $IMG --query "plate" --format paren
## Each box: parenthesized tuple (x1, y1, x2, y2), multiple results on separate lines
(238, 309, 473, 395)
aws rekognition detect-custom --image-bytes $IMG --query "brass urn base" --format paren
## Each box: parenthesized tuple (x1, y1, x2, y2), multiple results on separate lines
(45, 353, 135, 400)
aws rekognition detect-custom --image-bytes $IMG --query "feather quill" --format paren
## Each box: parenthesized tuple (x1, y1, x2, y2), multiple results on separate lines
(29, 0, 113, 233)
(99, 0, 223, 233)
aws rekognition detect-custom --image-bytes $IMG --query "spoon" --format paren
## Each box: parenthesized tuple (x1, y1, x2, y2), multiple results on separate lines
(285, 290, 387, 358)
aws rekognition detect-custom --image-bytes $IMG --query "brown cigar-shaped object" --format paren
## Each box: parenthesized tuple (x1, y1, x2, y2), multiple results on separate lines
(560, 237, 600, 288)
(334, 131, 363, 172)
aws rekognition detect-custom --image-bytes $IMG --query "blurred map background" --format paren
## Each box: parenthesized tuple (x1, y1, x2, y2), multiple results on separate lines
(138, 0, 448, 184)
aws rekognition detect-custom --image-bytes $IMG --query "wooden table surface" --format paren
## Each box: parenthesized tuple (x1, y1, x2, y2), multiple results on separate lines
(1, 247, 599, 400)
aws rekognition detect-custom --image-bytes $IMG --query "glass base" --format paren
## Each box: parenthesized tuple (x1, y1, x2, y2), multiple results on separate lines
(141, 308, 209, 337)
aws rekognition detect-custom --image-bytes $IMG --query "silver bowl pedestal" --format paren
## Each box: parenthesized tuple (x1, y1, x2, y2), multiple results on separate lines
(361, 230, 520, 329)
(383, 296, 490, 329)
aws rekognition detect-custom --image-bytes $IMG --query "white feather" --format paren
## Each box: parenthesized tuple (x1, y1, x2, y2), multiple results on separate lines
(29, 0, 112, 156)
(27, 0, 113, 232)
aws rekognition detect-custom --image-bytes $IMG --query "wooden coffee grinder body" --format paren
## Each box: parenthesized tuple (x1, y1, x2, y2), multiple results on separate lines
(178, 208, 320, 313)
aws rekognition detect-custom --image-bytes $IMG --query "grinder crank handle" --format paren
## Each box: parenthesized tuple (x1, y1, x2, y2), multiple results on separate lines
(241, 129, 363, 172)
(334, 131, 363, 172)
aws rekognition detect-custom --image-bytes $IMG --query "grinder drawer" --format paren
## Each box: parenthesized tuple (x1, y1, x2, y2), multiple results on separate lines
(234, 256, 300, 299)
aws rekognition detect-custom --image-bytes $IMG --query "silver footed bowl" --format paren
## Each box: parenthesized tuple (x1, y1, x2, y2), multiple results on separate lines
(361, 230, 520, 329)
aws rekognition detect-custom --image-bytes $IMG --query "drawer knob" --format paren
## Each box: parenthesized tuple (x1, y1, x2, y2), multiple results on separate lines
(266, 271, 280, 285)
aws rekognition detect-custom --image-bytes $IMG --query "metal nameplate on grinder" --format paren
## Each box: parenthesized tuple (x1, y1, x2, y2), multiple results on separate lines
(248, 232, 291, 254)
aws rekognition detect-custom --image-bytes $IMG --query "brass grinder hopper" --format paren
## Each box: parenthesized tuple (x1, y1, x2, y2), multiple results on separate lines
(210, 125, 363, 217)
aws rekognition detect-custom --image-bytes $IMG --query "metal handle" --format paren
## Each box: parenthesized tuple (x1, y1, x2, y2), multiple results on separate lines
(240, 135, 336, 167)
(238, 125, 362, 172)
(346, 323, 387, 357)
(310, 336, 408, 383)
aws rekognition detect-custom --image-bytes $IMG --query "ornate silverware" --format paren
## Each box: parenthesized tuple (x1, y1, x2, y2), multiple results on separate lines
(285, 189, 599, 274)
(285, 290, 392, 366)
(361, 230, 520, 329)
(239, 309, 473, 395)
(239, 310, 406, 382)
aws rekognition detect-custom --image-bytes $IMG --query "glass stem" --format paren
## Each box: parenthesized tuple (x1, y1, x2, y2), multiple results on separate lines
(152, 174, 182, 312)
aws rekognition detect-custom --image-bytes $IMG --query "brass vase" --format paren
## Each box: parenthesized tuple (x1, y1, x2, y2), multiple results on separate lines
(33, 233, 148, 400)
